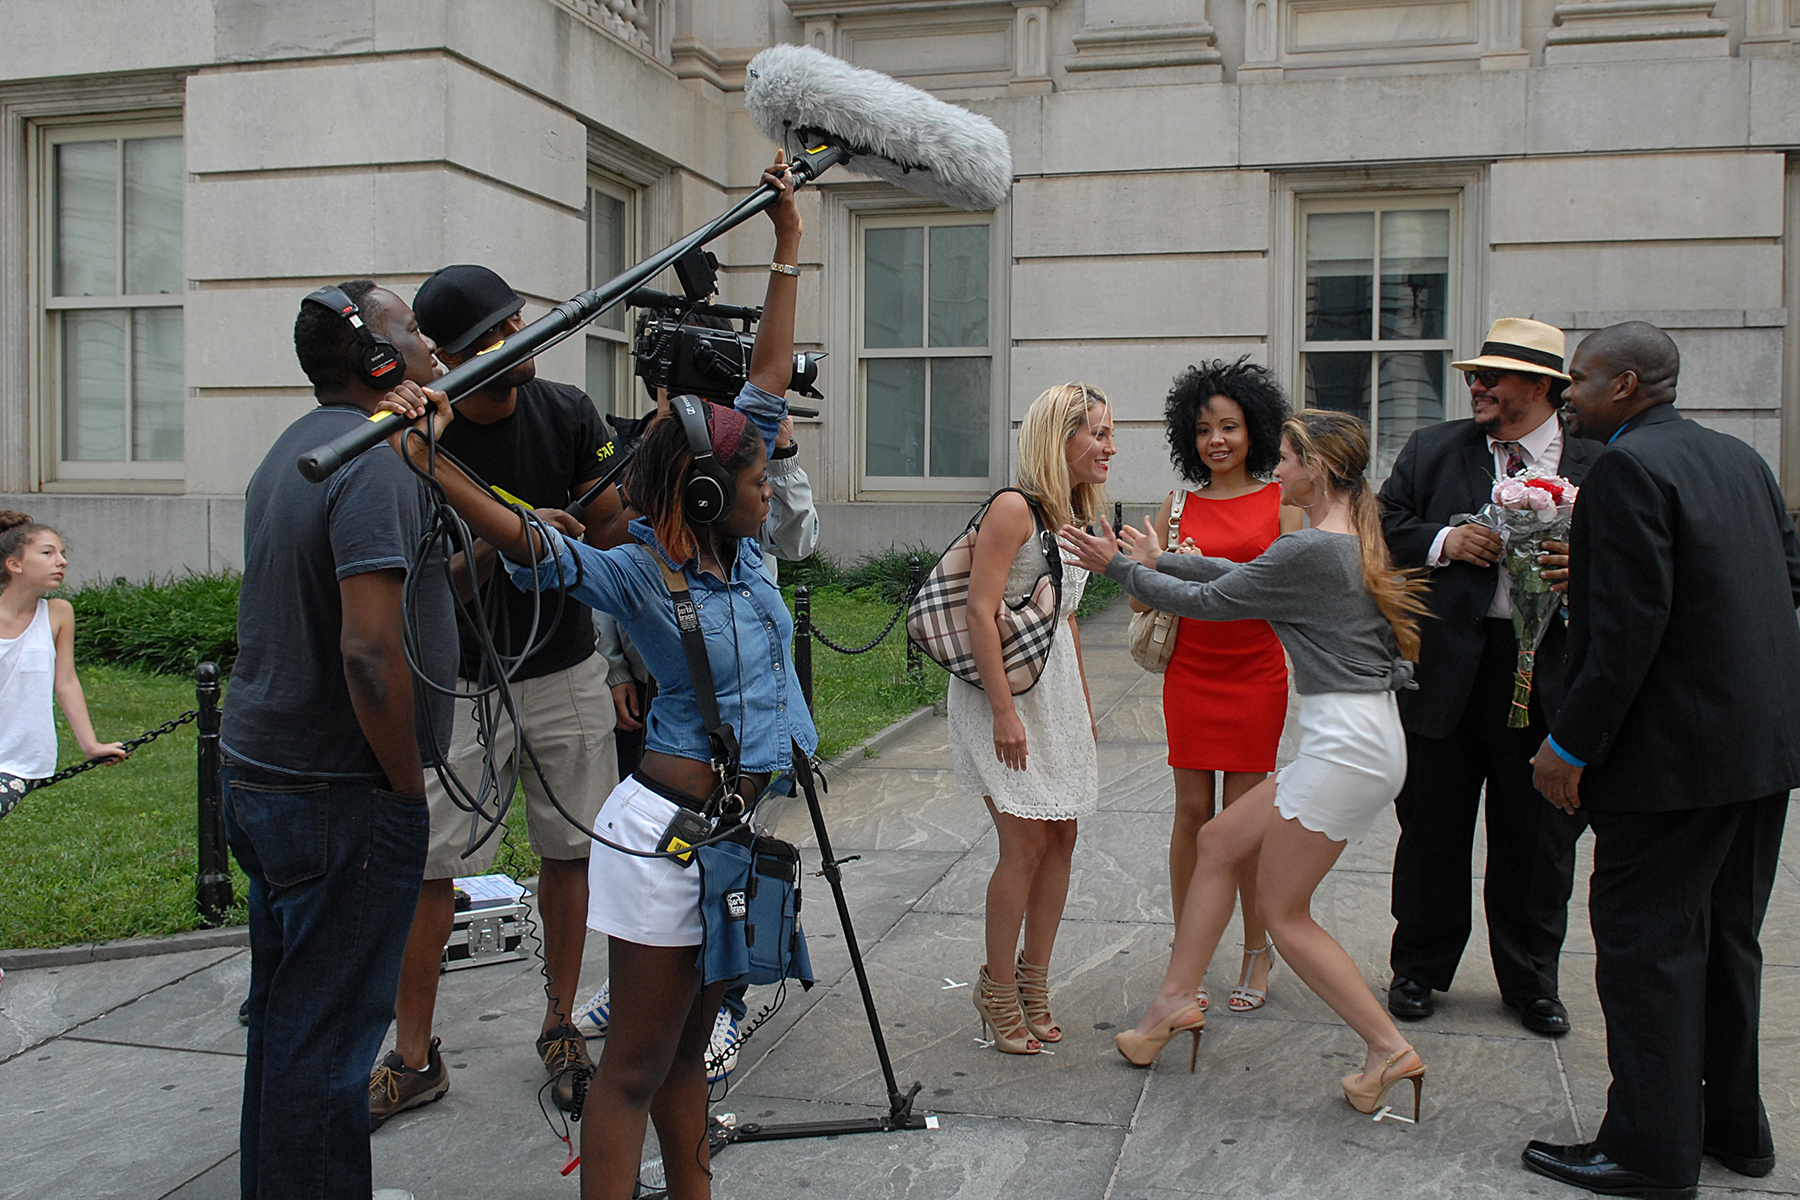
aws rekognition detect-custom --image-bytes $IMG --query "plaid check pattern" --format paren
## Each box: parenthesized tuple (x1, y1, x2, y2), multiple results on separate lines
(907, 489, 1064, 696)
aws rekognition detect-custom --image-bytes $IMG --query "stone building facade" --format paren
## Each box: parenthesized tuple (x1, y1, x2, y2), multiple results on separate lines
(2, 0, 1797, 582)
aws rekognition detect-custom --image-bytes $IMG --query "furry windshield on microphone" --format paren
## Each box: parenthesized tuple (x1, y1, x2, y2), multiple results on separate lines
(744, 44, 1012, 212)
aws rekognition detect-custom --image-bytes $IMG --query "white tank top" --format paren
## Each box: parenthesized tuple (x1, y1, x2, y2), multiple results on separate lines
(0, 599, 58, 778)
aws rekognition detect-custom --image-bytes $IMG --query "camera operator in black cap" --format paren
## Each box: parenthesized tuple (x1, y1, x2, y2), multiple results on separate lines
(367, 264, 615, 1123)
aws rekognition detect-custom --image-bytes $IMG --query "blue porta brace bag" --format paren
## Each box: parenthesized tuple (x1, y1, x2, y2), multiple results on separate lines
(696, 832, 813, 989)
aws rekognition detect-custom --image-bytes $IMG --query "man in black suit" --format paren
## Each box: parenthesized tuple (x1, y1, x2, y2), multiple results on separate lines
(1379, 318, 1600, 1036)
(1523, 322, 1799, 1199)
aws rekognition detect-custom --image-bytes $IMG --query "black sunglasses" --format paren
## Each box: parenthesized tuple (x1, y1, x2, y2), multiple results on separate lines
(1463, 369, 1513, 389)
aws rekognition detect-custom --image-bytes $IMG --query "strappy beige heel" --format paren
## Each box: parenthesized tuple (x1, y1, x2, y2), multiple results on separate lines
(1014, 953, 1062, 1043)
(974, 965, 1042, 1055)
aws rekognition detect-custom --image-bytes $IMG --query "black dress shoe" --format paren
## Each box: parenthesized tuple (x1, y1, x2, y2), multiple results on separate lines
(1386, 975, 1434, 1020)
(1703, 1145, 1776, 1177)
(1521, 1140, 1696, 1199)
(1505, 995, 1571, 1036)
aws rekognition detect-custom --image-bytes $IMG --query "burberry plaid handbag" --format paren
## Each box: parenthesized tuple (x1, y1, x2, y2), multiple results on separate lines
(906, 488, 1064, 695)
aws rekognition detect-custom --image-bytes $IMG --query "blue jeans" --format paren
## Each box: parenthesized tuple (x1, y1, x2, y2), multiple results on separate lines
(225, 762, 428, 1200)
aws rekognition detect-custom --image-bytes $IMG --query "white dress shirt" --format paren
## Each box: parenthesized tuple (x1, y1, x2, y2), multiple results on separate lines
(1425, 413, 1563, 620)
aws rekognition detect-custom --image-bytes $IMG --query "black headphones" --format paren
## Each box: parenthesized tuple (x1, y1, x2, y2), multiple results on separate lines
(303, 285, 405, 389)
(672, 394, 736, 526)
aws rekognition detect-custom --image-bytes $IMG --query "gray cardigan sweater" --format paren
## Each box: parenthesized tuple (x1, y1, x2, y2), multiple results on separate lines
(1106, 527, 1414, 696)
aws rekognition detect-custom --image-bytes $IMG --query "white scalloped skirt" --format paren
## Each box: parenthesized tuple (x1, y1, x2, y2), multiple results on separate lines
(1274, 690, 1407, 844)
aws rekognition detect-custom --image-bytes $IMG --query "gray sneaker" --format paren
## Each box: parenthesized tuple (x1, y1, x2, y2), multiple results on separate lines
(369, 1037, 449, 1129)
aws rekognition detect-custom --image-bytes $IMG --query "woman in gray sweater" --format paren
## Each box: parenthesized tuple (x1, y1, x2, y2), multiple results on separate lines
(1061, 409, 1434, 1121)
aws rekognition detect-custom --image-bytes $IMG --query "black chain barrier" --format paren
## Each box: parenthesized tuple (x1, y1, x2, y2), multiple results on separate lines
(0, 663, 234, 926)
(792, 556, 924, 710)
(31, 707, 200, 790)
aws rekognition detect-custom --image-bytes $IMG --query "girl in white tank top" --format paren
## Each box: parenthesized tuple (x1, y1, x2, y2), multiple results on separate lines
(0, 513, 126, 801)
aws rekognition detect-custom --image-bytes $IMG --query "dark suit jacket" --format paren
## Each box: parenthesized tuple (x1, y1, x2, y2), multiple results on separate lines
(1379, 417, 1602, 738)
(1552, 404, 1800, 811)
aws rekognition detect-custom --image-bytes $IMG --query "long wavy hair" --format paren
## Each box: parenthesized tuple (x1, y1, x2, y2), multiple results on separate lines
(1280, 410, 1428, 660)
(1016, 383, 1109, 532)
(622, 403, 763, 564)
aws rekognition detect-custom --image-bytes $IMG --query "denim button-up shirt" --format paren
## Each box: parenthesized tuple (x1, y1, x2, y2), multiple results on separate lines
(506, 518, 817, 774)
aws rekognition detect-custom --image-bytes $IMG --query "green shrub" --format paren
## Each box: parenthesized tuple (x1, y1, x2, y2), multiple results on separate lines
(65, 570, 241, 676)
(1076, 572, 1121, 618)
(835, 543, 940, 605)
(777, 551, 842, 590)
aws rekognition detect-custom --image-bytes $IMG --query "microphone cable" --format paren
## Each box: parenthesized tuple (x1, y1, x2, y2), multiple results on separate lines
(391, 421, 767, 865)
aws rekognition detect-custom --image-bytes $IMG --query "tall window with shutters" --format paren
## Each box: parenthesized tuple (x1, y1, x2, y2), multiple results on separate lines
(585, 173, 637, 418)
(1297, 197, 1458, 476)
(39, 120, 184, 481)
(857, 213, 995, 489)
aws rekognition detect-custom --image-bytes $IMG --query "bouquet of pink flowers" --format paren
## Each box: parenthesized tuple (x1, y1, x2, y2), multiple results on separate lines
(1475, 469, 1579, 727)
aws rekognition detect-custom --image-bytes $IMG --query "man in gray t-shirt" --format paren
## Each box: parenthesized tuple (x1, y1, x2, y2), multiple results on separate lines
(221, 279, 454, 1200)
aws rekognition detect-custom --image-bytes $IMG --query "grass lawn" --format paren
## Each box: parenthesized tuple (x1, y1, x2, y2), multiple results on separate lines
(790, 582, 948, 761)
(0, 663, 249, 950)
(1, 584, 1118, 949)
(0, 587, 946, 950)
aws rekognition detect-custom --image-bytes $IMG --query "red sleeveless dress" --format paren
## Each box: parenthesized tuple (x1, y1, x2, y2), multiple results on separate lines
(1162, 483, 1288, 772)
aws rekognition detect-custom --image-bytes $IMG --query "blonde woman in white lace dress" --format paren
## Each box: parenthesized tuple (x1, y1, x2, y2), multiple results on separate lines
(949, 383, 1112, 1056)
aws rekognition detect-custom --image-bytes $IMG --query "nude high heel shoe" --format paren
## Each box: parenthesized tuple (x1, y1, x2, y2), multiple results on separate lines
(1115, 1000, 1206, 1071)
(973, 966, 1042, 1055)
(1014, 953, 1061, 1043)
(1341, 1045, 1427, 1120)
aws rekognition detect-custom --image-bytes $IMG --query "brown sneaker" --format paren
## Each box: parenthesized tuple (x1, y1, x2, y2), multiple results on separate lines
(537, 1023, 592, 1113)
(369, 1037, 450, 1129)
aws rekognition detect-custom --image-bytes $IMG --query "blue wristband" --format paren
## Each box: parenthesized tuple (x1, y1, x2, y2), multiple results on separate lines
(1546, 735, 1586, 768)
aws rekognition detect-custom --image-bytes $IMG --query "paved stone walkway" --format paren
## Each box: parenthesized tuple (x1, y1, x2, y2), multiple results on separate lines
(2, 601, 1795, 1199)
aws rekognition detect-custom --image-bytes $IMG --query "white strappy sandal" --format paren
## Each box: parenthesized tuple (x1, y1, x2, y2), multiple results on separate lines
(1228, 942, 1276, 1013)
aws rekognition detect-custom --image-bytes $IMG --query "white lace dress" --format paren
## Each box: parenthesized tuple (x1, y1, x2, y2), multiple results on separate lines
(946, 535, 1099, 821)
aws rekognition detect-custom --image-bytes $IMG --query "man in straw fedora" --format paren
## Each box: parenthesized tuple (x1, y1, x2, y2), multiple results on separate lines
(1375, 318, 1602, 1035)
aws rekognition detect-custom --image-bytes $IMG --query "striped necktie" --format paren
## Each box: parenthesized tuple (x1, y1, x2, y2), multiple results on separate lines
(1498, 441, 1525, 476)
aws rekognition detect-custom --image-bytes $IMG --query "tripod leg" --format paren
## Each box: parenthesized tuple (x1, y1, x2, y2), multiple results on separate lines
(790, 740, 923, 1127)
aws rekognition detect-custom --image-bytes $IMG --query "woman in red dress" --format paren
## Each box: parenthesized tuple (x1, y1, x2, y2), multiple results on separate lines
(1132, 359, 1300, 1013)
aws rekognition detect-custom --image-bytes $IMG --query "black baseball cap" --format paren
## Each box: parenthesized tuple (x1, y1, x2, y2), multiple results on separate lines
(414, 265, 526, 356)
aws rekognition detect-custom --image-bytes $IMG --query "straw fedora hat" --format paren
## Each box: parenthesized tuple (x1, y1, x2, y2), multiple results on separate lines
(1451, 318, 1572, 382)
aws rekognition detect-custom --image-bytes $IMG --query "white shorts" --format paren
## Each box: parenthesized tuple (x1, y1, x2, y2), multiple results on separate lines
(586, 774, 705, 947)
(1274, 691, 1407, 844)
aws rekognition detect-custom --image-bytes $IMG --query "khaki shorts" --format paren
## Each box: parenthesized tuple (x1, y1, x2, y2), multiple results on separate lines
(424, 653, 617, 880)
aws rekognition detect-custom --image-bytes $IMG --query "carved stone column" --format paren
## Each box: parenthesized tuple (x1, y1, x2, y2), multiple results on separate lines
(1481, 0, 1531, 68)
(1013, 2, 1054, 91)
(1740, 0, 1795, 55)
(1239, 0, 1285, 80)
(1543, 0, 1729, 63)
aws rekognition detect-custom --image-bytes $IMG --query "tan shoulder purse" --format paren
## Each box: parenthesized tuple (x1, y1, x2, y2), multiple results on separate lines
(1126, 490, 1188, 674)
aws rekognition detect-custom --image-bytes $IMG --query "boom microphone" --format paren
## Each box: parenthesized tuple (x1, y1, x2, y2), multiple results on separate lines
(744, 44, 1012, 213)
(298, 47, 1013, 482)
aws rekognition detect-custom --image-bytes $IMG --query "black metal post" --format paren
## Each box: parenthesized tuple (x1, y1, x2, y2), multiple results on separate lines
(905, 555, 922, 682)
(194, 662, 231, 925)
(717, 742, 926, 1149)
(794, 584, 814, 710)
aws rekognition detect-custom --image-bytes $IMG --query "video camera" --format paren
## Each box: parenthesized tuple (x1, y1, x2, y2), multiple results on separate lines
(630, 247, 824, 415)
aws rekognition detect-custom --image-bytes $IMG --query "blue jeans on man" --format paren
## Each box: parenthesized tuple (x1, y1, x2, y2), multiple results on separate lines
(225, 762, 428, 1200)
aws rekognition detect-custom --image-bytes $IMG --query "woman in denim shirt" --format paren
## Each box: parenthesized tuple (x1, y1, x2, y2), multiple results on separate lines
(382, 154, 808, 1200)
